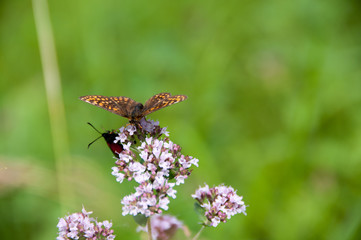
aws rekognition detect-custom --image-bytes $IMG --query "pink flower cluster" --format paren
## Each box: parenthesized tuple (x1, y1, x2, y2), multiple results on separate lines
(111, 119, 199, 217)
(56, 207, 115, 240)
(137, 214, 184, 240)
(192, 184, 247, 227)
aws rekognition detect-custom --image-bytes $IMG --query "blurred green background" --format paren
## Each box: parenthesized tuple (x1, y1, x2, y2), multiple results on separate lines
(1, 0, 361, 239)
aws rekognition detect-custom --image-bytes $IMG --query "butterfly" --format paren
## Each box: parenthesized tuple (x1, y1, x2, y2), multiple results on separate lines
(87, 122, 123, 157)
(79, 93, 187, 125)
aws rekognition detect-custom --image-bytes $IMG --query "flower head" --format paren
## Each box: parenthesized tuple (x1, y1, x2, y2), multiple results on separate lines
(56, 207, 115, 240)
(110, 119, 198, 217)
(137, 214, 184, 240)
(192, 184, 247, 227)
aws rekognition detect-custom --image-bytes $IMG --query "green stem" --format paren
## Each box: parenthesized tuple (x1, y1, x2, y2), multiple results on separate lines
(192, 225, 205, 240)
(32, 0, 71, 212)
(147, 216, 153, 240)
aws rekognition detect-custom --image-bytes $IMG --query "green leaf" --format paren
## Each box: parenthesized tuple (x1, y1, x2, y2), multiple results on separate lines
(133, 214, 148, 226)
(194, 202, 206, 219)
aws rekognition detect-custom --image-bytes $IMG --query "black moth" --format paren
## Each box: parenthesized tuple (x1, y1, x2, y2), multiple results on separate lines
(87, 122, 123, 157)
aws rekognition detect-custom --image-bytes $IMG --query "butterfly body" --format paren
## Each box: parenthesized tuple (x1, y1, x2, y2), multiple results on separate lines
(79, 93, 187, 125)
(130, 103, 145, 123)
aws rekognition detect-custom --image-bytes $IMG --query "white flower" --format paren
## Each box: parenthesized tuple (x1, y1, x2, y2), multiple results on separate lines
(111, 167, 125, 183)
(139, 150, 148, 161)
(57, 218, 67, 231)
(118, 152, 132, 163)
(115, 132, 127, 143)
(134, 172, 151, 183)
(122, 142, 132, 151)
(189, 157, 199, 167)
(163, 140, 174, 150)
(210, 217, 221, 227)
(67, 231, 79, 239)
(192, 184, 209, 200)
(103, 220, 112, 229)
(167, 184, 177, 199)
(152, 142, 162, 158)
(159, 158, 172, 170)
(129, 162, 146, 173)
(145, 136, 153, 145)
(160, 127, 169, 136)
(175, 175, 187, 185)
(158, 197, 170, 210)
(126, 125, 136, 135)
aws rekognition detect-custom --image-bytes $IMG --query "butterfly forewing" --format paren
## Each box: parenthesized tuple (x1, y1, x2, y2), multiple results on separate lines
(144, 93, 171, 107)
(79, 95, 137, 118)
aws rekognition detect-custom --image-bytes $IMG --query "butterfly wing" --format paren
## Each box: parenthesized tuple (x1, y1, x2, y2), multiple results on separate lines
(142, 93, 187, 116)
(79, 95, 139, 118)
(143, 93, 171, 108)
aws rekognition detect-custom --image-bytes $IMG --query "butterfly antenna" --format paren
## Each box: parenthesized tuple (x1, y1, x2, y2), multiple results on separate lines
(87, 135, 103, 149)
(87, 122, 102, 134)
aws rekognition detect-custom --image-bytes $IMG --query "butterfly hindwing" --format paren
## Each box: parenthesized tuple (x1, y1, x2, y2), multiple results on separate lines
(108, 96, 141, 118)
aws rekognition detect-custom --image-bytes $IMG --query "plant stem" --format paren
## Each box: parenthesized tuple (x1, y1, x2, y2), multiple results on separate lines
(192, 225, 205, 240)
(147, 216, 153, 240)
(32, 0, 71, 212)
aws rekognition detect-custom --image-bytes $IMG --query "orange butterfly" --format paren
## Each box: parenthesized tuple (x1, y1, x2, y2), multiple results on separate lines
(79, 93, 187, 124)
